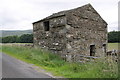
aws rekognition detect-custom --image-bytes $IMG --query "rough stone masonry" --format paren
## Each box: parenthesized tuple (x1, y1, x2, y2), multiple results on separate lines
(33, 4, 108, 62)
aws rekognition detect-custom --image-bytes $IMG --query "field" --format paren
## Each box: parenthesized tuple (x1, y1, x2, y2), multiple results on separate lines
(108, 43, 119, 51)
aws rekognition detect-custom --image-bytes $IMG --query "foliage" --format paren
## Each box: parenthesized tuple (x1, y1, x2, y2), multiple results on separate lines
(19, 34, 33, 43)
(1, 34, 33, 43)
(108, 31, 120, 43)
(1, 36, 19, 43)
(2, 45, 118, 78)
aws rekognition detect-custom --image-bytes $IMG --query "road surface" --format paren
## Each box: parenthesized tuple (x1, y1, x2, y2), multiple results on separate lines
(1, 52, 52, 78)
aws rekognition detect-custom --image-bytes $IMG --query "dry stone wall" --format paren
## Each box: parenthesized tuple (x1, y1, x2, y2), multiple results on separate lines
(65, 4, 107, 61)
(33, 16, 68, 56)
(33, 4, 107, 62)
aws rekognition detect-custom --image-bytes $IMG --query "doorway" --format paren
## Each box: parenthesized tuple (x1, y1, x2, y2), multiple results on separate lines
(90, 45, 95, 56)
(103, 44, 106, 53)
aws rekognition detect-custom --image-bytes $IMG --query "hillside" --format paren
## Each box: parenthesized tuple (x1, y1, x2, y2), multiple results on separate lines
(0, 30, 33, 37)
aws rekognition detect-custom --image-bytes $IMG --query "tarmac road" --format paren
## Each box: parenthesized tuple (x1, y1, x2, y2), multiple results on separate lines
(1, 52, 52, 78)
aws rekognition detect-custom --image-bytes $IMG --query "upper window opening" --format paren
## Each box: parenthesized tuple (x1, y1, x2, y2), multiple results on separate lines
(44, 21, 49, 31)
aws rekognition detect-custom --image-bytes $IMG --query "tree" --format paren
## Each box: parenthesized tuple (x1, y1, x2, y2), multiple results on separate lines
(2, 35, 18, 43)
(108, 31, 120, 43)
(19, 34, 33, 43)
(1, 34, 33, 43)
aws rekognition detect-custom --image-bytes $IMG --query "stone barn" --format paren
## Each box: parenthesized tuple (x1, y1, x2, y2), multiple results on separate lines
(33, 4, 107, 62)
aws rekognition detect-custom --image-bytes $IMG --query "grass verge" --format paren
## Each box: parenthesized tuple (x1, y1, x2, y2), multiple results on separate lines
(2, 45, 118, 78)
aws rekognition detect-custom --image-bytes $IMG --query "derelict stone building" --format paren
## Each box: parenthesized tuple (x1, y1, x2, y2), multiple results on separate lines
(33, 4, 107, 62)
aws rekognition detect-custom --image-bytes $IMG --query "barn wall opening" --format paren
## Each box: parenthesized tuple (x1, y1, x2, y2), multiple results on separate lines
(103, 44, 106, 53)
(44, 21, 49, 31)
(90, 45, 95, 56)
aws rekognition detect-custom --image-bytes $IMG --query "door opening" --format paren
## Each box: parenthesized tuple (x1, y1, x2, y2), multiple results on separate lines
(103, 44, 106, 53)
(90, 45, 95, 56)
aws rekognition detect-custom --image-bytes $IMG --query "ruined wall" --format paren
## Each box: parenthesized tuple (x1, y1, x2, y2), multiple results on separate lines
(65, 5, 107, 61)
(33, 16, 68, 56)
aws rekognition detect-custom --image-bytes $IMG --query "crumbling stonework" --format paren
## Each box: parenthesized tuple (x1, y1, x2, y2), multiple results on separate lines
(33, 4, 108, 62)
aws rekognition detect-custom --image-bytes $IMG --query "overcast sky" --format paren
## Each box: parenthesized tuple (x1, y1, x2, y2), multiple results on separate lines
(0, 0, 119, 31)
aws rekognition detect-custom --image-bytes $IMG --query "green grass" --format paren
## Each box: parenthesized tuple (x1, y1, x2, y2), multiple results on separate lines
(108, 43, 119, 51)
(1, 44, 118, 78)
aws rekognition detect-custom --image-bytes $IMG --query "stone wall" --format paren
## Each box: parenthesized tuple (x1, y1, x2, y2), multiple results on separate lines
(33, 16, 67, 56)
(64, 4, 107, 61)
(33, 4, 107, 62)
